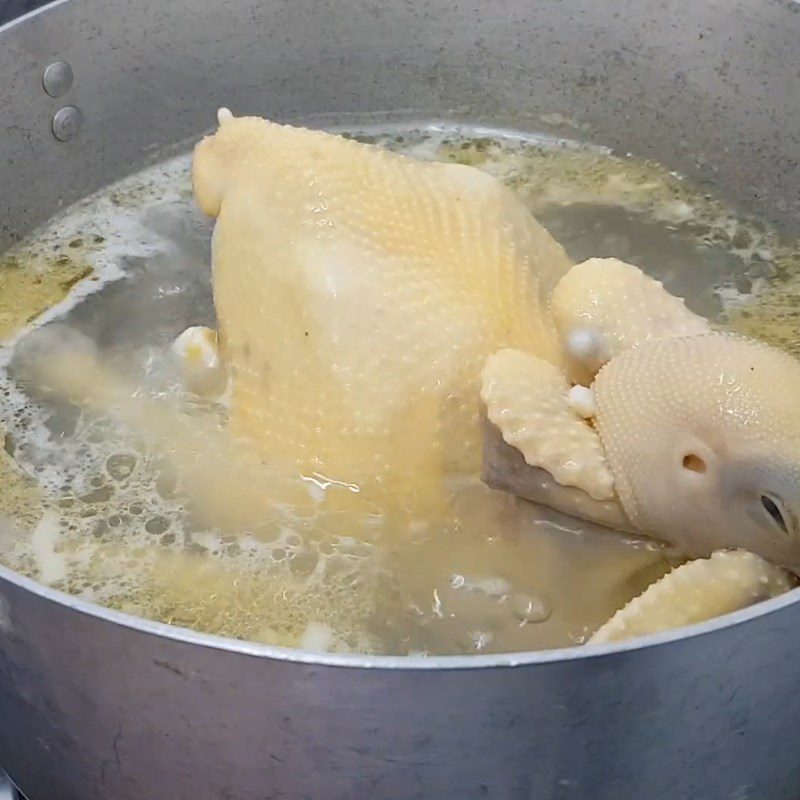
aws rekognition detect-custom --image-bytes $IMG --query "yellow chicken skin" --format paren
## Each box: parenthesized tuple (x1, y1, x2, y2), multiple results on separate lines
(191, 110, 573, 509)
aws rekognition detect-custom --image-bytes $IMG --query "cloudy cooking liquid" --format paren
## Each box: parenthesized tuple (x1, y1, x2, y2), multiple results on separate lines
(0, 122, 795, 655)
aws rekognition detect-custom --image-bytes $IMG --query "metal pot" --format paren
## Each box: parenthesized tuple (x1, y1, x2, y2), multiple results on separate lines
(1, 1, 800, 798)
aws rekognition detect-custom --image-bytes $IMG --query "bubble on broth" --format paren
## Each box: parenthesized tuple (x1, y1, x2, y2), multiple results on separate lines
(0, 122, 796, 655)
(725, 244, 800, 357)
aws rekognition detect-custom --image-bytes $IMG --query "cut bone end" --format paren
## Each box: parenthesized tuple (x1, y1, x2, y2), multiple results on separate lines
(565, 327, 606, 362)
(171, 326, 226, 397)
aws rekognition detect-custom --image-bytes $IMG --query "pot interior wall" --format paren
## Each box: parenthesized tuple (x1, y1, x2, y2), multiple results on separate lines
(1, 0, 799, 254)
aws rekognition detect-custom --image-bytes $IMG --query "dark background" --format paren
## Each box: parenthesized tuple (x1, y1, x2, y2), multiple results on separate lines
(0, 0, 49, 25)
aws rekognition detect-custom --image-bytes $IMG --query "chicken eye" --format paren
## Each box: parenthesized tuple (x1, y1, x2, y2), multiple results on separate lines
(761, 494, 789, 534)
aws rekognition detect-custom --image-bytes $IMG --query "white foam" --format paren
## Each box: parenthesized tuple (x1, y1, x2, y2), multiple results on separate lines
(0, 154, 194, 367)
(29, 511, 66, 584)
(299, 621, 337, 652)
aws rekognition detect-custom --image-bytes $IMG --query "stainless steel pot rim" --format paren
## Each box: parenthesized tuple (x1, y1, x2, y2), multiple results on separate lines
(1, 0, 65, 31)
(2, 561, 797, 669)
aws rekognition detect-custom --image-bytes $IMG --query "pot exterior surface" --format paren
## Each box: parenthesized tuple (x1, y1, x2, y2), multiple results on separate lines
(1, 0, 800, 798)
(2, 572, 800, 799)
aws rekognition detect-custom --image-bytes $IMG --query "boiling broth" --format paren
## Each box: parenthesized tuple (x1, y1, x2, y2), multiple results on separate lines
(0, 123, 795, 655)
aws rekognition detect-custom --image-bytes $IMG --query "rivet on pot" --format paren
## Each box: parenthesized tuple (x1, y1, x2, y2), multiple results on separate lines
(42, 61, 74, 98)
(52, 106, 82, 142)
